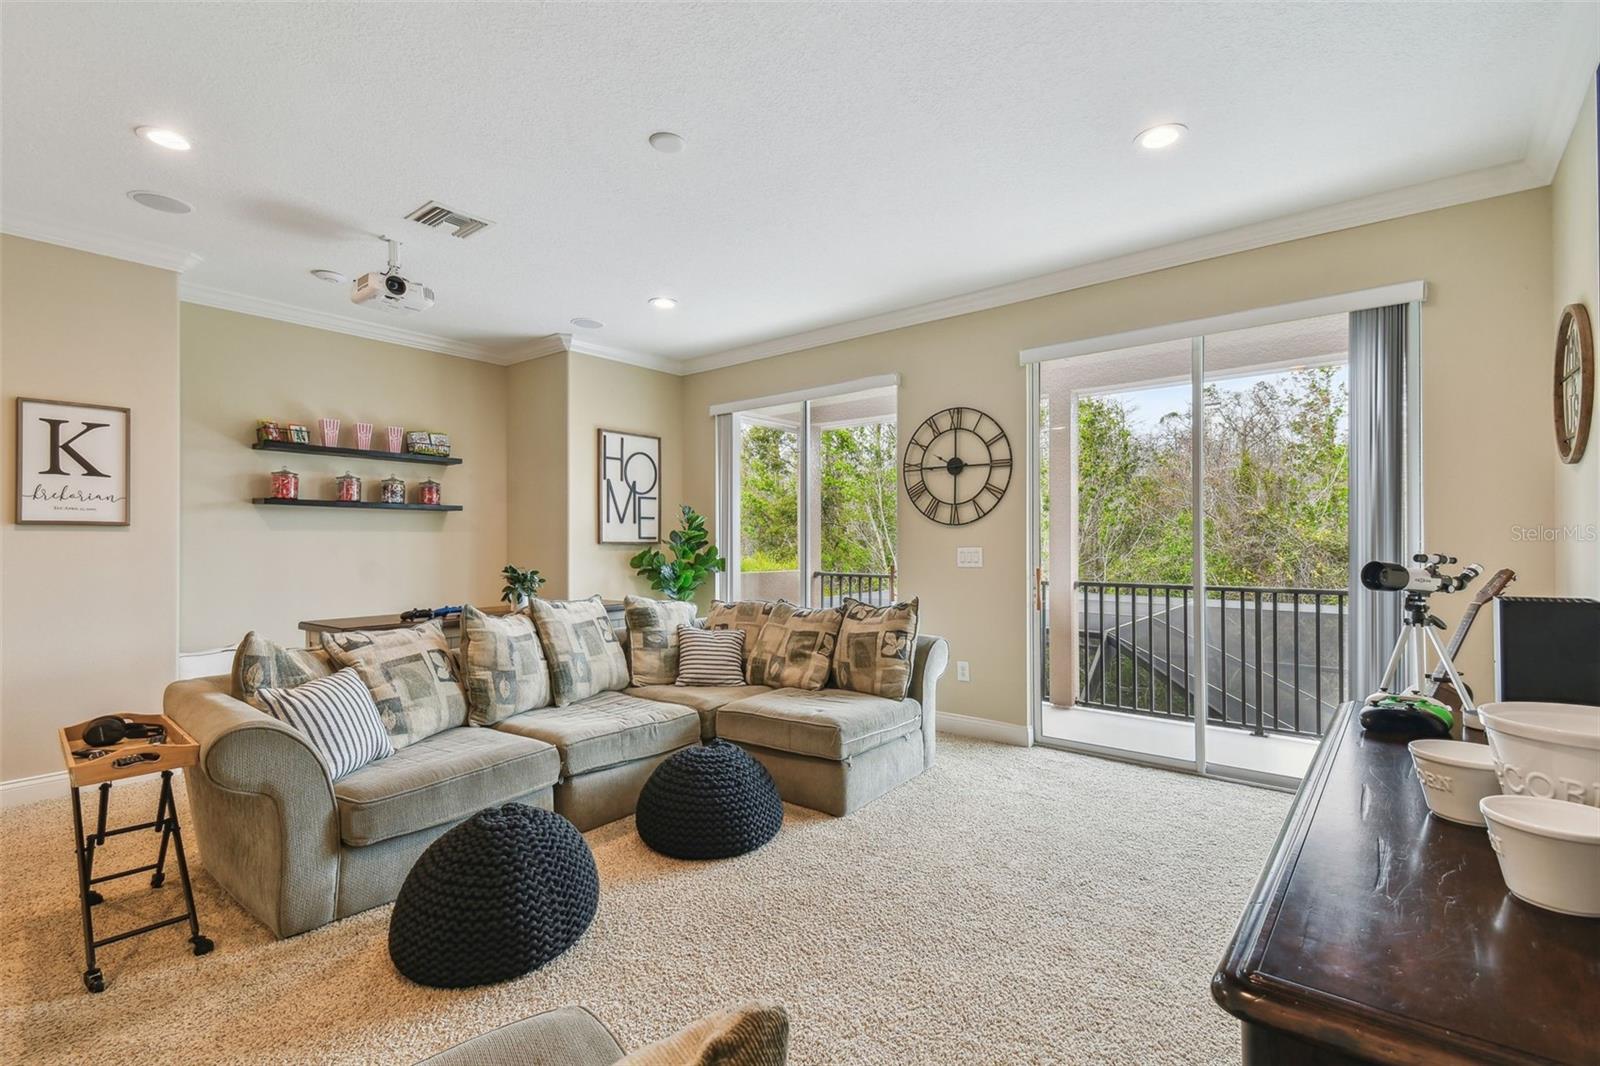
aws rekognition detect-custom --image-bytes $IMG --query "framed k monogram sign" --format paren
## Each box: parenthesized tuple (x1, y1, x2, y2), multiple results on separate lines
(597, 428, 660, 543)
(15, 398, 130, 526)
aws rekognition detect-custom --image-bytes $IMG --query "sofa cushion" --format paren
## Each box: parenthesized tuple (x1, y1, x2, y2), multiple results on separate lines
(706, 600, 774, 681)
(460, 604, 552, 725)
(625, 683, 773, 740)
(675, 627, 747, 687)
(747, 601, 843, 690)
(495, 691, 700, 776)
(232, 631, 333, 711)
(833, 597, 921, 700)
(623, 596, 699, 686)
(258, 667, 394, 781)
(531, 596, 631, 706)
(333, 726, 559, 847)
(322, 621, 467, 749)
(717, 688, 921, 761)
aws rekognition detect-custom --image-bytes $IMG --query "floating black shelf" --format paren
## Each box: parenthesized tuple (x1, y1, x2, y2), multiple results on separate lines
(252, 497, 463, 513)
(252, 440, 462, 466)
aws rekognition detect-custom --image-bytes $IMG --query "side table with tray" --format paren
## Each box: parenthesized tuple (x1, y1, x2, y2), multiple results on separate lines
(58, 713, 214, 993)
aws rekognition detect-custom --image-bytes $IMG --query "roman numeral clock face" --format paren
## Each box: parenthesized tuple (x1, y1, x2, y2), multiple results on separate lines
(902, 406, 1012, 525)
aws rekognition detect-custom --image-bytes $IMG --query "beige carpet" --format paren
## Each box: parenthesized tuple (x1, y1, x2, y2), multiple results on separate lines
(0, 738, 1287, 1065)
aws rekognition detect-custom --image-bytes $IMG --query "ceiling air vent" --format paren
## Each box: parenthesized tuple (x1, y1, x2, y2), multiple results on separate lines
(404, 200, 492, 238)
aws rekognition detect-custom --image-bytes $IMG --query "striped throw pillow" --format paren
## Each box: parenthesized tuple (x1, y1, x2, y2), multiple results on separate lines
(674, 626, 746, 687)
(257, 667, 394, 780)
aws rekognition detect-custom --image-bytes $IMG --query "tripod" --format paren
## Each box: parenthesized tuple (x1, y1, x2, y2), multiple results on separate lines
(1372, 590, 1476, 715)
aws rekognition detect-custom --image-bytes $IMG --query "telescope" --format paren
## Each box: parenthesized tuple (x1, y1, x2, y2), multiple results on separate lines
(1360, 554, 1482, 595)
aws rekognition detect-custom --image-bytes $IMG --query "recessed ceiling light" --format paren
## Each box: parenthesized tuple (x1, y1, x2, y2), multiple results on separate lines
(126, 190, 193, 214)
(311, 269, 347, 284)
(648, 296, 678, 310)
(570, 317, 604, 330)
(135, 125, 191, 151)
(648, 131, 685, 154)
(1135, 123, 1187, 150)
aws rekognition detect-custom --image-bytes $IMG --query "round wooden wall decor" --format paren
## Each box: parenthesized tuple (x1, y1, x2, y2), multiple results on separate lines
(1554, 303, 1594, 464)
(902, 406, 1011, 525)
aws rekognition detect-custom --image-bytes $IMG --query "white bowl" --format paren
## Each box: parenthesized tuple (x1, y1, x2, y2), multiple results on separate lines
(1478, 702, 1600, 807)
(1479, 795, 1600, 917)
(1408, 740, 1499, 825)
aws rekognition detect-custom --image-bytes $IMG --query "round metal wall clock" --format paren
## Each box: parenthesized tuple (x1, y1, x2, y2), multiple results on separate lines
(902, 406, 1012, 525)
(1554, 303, 1594, 464)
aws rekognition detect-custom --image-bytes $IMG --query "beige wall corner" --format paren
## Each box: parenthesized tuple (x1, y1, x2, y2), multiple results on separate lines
(508, 351, 570, 599)
(564, 353, 684, 600)
(2, 236, 180, 781)
(179, 304, 509, 649)
(682, 189, 1560, 728)
(1551, 77, 1600, 598)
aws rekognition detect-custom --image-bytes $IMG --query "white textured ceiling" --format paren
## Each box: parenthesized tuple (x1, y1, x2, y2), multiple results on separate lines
(2, 2, 1595, 369)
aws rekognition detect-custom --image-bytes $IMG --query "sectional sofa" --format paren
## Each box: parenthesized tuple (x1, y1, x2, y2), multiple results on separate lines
(165, 605, 947, 938)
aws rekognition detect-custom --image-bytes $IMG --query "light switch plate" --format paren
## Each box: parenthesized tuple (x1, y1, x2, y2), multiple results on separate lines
(957, 547, 983, 568)
(957, 660, 971, 682)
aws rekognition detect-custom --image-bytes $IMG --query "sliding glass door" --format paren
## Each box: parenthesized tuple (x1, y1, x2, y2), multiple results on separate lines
(1035, 314, 1354, 784)
(721, 382, 898, 607)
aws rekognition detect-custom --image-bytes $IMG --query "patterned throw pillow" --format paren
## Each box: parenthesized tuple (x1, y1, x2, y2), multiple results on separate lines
(706, 600, 775, 682)
(675, 627, 747, 686)
(321, 621, 466, 749)
(615, 1004, 790, 1066)
(232, 631, 334, 711)
(748, 600, 843, 690)
(833, 597, 920, 700)
(257, 668, 394, 780)
(459, 604, 552, 726)
(530, 596, 631, 706)
(624, 596, 700, 686)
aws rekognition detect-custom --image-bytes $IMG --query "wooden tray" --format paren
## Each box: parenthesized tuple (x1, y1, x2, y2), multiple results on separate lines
(58, 714, 199, 788)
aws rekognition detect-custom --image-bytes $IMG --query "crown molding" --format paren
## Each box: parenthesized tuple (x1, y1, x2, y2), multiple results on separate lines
(179, 283, 507, 363)
(566, 336, 683, 375)
(679, 158, 1547, 376)
(0, 213, 204, 273)
(1523, 48, 1599, 182)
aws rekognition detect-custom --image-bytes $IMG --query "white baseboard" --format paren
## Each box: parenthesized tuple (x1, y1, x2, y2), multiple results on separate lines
(937, 712, 1031, 746)
(1, 769, 69, 809)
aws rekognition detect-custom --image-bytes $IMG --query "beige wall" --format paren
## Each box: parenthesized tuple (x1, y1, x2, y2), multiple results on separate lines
(682, 189, 1559, 729)
(1, 237, 180, 781)
(179, 304, 509, 649)
(1551, 80, 1600, 598)
(508, 351, 571, 599)
(565, 353, 684, 599)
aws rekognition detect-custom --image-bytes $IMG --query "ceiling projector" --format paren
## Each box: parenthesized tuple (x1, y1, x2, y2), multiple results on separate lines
(351, 237, 434, 312)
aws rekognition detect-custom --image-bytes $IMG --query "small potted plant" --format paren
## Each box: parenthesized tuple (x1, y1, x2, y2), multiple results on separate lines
(500, 565, 546, 609)
(629, 505, 726, 602)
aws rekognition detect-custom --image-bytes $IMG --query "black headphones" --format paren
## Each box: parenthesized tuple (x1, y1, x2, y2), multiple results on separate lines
(81, 717, 165, 747)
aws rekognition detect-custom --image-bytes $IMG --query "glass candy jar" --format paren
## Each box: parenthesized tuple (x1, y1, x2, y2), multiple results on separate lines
(380, 475, 406, 504)
(270, 467, 299, 500)
(418, 478, 441, 506)
(335, 471, 362, 503)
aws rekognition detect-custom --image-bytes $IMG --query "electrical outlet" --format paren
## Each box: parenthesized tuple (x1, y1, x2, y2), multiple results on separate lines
(957, 547, 983, 568)
(957, 660, 970, 682)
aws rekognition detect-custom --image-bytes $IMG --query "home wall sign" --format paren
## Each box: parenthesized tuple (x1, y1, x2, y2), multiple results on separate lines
(15, 397, 130, 526)
(598, 429, 661, 543)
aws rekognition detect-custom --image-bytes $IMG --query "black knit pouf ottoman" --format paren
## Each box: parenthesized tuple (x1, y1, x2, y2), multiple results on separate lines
(636, 740, 783, 860)
(388, 803, 598, 988)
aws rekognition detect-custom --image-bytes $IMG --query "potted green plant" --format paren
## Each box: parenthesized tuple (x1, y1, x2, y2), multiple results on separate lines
(500, 565, 546, 609)
(629, 505, 726, 602)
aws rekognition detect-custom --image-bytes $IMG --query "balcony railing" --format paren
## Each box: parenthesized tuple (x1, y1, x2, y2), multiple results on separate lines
(814, 568, 896, 607)
(1071, 580, 1347, 739)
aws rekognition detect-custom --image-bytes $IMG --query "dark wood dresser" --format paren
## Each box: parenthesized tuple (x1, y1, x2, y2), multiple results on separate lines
(1213, 702, 1600, 1065)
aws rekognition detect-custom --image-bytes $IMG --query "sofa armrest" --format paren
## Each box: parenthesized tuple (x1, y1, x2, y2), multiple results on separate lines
(909, 635, 949, 768)
(165, 677, 341, 937)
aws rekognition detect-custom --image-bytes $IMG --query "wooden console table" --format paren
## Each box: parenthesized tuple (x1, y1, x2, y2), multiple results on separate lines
(1213, 702, 1598, 1065)
(299, 600, 626, 647)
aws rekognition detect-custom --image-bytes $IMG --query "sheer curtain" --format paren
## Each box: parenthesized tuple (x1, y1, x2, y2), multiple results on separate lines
(1347, 305, 1409, 697)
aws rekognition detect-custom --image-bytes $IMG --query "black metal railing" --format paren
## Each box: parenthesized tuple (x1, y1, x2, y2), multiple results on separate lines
(1072, 580, 1347, 738)
(814, 568, 896, 607)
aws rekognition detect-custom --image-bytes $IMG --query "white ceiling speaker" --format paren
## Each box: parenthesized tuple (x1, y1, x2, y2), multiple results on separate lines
(648, 131, 685, 154)
(126, 190, 193, 214)
(311, 269, 347, 284)
(570, 317, 604, 329)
